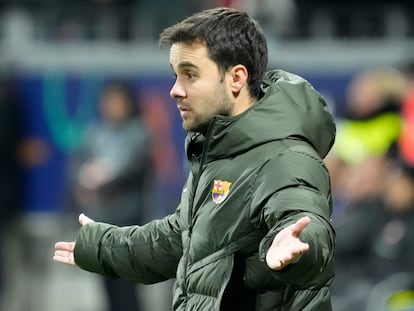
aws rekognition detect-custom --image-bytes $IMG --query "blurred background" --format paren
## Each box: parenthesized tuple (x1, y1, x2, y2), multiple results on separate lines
(0, 0, 414, 310)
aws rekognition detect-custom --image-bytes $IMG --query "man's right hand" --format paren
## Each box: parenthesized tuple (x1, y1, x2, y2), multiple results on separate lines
(53, 213, 94, 266)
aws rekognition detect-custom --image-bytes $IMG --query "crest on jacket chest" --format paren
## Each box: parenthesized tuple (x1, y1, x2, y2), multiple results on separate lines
(211, 179, 232, 204)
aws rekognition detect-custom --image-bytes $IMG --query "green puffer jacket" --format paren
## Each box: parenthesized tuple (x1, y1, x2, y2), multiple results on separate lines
(74, 69, 336, 311)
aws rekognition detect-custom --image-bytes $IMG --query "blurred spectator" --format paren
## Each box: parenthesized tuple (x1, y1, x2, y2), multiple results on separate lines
(331, 155, 389, 311)
(68, 81, 153, 311)
(366, 157, 414, 311)
(371, 159, 414, 283)
(326, 69, 405, 218)
(327, 68, 408, 311)
(333, 155, 414, 311)
(333, 68, 405, 165)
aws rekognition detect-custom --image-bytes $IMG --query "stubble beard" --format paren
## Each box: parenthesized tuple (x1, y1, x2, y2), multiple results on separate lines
(186, 85, 234, 135)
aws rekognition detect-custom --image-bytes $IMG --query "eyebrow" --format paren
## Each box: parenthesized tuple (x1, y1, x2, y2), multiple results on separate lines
(171, 61, 199, 71)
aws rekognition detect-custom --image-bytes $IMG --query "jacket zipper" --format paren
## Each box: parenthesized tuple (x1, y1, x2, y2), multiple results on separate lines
(183, 122, 214, 309)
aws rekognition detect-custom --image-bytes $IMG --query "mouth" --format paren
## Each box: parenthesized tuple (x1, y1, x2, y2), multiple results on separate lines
(178, 104, 191, 113)
(177, 101, 189, 109)
(178, 105, 191, 119)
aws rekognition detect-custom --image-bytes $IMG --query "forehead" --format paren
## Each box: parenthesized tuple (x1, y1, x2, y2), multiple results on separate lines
(169, 41, 212, 68)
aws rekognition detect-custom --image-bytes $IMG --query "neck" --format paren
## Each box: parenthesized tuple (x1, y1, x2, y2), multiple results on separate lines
(231, 94, 257, 116)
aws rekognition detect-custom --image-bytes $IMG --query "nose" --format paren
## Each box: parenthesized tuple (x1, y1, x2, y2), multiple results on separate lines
(170, 80, 186, 99)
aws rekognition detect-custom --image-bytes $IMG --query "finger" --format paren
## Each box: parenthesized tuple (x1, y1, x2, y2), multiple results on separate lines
(267, 246, 308, 270)
(269, 260, 282, 270)
(266, 250, 298, 270)
(53, 254, 75, 266)
(55, 241, 75, 252)
(54, 250, 73, 258)
(292, 242, 310, 255)
(291, 216, 311, 236)
(53, 249, 75, 265)
(79, 213, 94, 226)
(298, 245, 309, 255)
(265, 252, 283, 270)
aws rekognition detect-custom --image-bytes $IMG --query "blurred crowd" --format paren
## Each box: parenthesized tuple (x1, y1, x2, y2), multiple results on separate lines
(0, 0, 414, 43)
(0, 72, 168, 310)
(327, 62, 414, 311)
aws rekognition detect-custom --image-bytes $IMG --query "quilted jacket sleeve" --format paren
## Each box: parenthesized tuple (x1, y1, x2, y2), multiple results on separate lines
(250, 150, 335, 287)
(74, 210, 183, 284)
(258, 187, 335, 286)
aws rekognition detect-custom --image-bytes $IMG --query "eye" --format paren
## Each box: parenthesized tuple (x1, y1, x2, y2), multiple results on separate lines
(186, 72, 196, 80)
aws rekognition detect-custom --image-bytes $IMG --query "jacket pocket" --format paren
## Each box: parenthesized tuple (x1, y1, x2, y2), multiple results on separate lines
(185, 230, 266, 310)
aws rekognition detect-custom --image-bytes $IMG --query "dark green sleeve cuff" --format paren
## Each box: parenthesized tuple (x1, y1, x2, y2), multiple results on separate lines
(74, 222, 116, 276)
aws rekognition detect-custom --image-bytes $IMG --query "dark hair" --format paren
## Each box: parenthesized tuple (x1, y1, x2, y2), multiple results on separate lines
(159, 7, 268, 99)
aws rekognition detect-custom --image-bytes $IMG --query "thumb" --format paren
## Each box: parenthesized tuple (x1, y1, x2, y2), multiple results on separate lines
(79, 213, 94, 226)
(292, 216, 311, 236)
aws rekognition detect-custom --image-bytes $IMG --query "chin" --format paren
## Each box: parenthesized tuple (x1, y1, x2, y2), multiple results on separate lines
(182, 119, 208, 134)
(182, 121, 192, 131)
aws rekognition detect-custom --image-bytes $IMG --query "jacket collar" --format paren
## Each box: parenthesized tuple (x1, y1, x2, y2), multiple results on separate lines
(185, 70, 336, 164)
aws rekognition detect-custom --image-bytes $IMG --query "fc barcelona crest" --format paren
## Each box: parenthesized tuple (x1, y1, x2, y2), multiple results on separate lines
(212, 180, 232, 204)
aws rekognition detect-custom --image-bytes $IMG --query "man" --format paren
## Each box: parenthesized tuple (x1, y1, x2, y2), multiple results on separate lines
(68, 81, 151, 311)
(54, 7, 336, 311)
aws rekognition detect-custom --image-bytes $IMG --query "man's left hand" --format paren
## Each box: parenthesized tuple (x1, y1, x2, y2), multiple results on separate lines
(266, 216, 310, 270)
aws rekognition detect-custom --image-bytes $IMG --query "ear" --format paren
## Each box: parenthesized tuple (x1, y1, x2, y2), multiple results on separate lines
(229, 64, 248, 94)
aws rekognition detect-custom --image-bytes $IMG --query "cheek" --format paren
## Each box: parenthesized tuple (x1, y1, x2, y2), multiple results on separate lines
(190, 83, 216, 109)
(192, 97, 212, 119)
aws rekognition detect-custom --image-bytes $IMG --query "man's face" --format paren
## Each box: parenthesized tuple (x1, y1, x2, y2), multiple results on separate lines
(169, 41, 234, 134)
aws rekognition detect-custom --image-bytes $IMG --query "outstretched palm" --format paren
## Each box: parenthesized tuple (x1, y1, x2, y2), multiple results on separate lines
(266, 216, 311, 270)
(53, 213, 94, 266)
